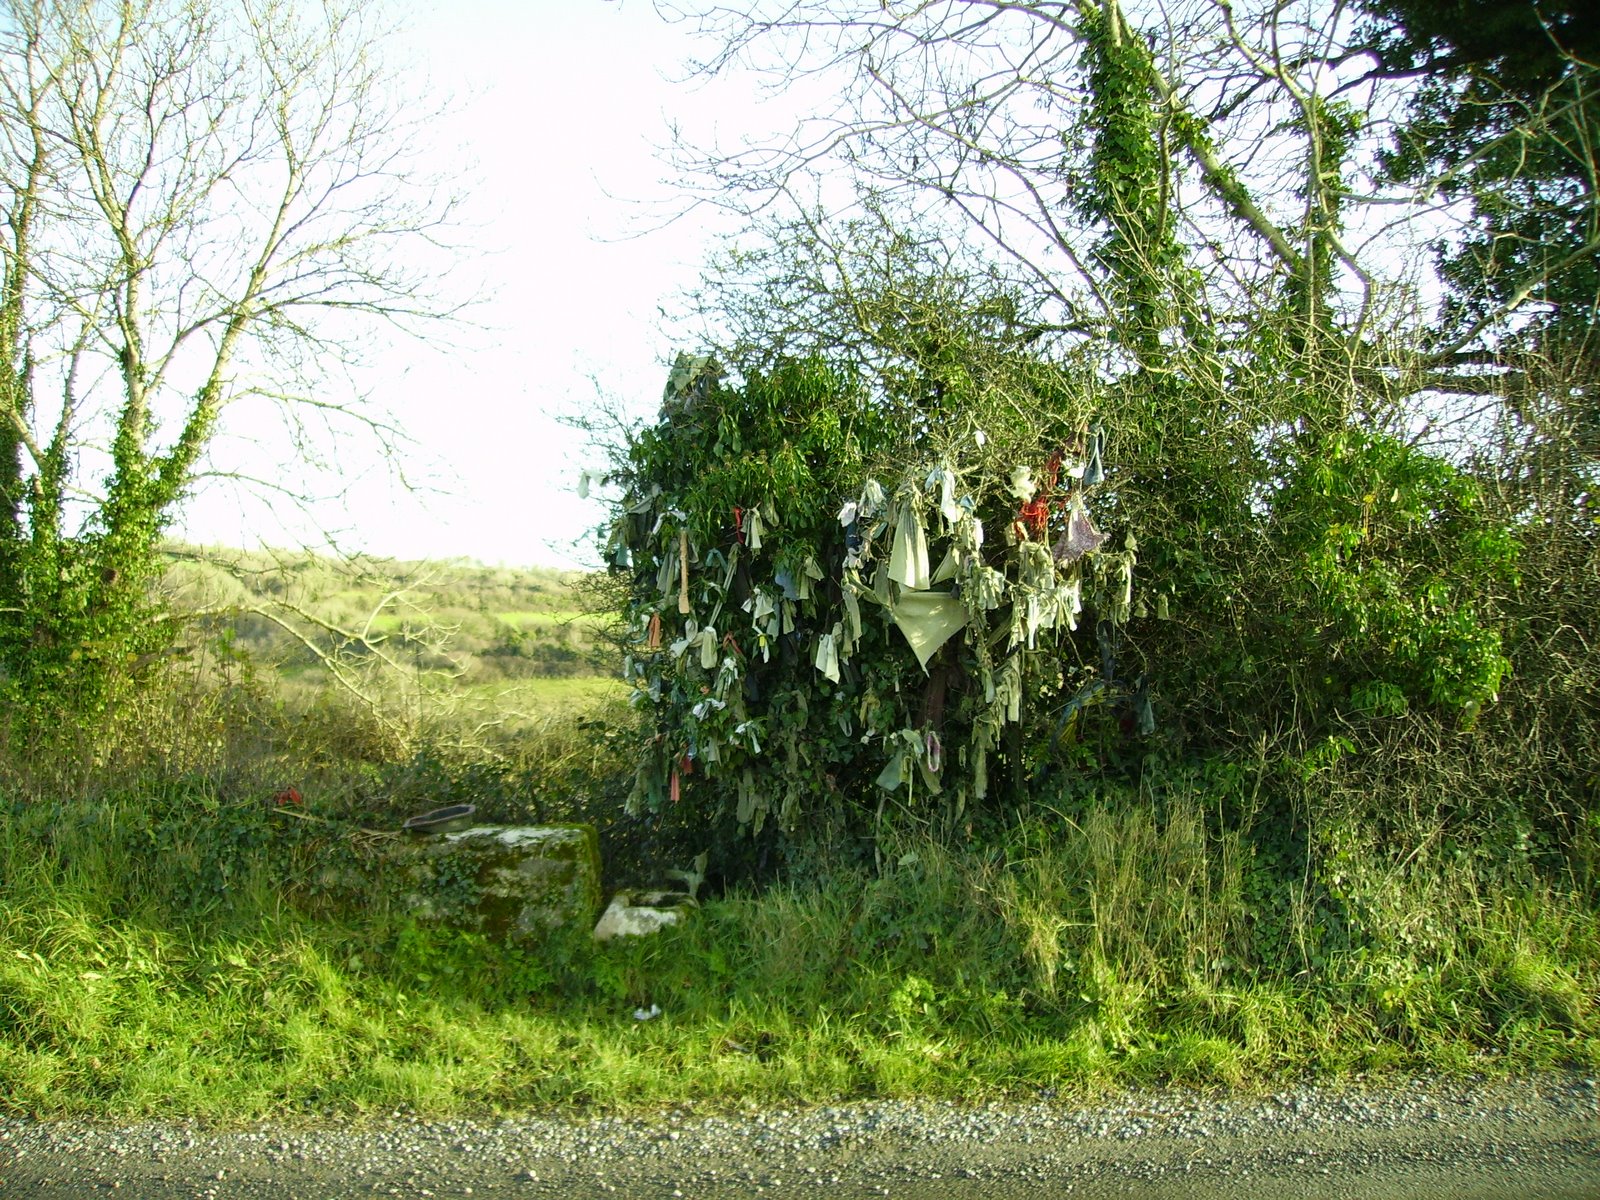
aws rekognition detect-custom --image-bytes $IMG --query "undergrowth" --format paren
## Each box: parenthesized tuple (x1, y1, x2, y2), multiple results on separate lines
(1, 677, 1595, 1121)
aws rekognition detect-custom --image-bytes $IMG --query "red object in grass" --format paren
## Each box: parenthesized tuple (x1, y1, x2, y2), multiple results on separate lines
(272, 787, 303, 807)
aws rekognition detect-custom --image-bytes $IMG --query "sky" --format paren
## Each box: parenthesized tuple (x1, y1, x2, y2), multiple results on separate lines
(161, 0, 1458, 572)
(175, 0, 751, 570)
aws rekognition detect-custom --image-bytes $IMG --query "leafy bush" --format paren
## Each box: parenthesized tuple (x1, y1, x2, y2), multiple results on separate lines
(607, 353, 1155, 868)
(1269, 426, 1518, 716)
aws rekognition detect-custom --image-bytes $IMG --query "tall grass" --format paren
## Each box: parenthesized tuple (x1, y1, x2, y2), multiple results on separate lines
(0, 672, 1596, 1120)
(3, 797, 1596, 1117)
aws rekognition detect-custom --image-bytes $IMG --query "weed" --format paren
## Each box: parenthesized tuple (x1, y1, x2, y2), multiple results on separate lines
(0, 647, 1596, 1118)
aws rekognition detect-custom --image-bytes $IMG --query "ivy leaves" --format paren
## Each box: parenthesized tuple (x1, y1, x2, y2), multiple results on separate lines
(1273, 428, 1516, 713)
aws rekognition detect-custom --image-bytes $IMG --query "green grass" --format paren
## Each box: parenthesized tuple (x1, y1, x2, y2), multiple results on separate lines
(359, 609, 599, 634)
(461, 676, 624, 707)
(437, 677, 627, 747)
(1, 665, 1596, 1122)
(2, 774, 1596, 1121)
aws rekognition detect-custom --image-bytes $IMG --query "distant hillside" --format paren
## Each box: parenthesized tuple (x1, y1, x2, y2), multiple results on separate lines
(158, 545, 620, 684)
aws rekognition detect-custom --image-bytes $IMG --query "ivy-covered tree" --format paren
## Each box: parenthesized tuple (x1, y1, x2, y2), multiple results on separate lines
(612, 236, 1161, 862)
(646, 0, 1523, 769)
(610, 202, 1522, 898)
(0, 0, 454, 716)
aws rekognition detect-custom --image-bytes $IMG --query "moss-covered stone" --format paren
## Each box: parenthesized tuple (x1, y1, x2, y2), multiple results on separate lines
(394, 824, 601, 940)
(592, 890, 696, 940)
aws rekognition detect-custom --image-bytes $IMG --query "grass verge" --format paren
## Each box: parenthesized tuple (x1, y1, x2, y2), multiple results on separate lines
(1, 774, 1595, 1121)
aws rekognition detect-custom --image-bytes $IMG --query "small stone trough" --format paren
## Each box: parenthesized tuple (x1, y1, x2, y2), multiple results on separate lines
(394, 823, 603, 940)
(391, 811, 694, 942)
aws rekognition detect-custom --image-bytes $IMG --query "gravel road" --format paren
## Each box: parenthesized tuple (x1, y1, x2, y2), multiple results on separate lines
(2, 1072, 1596, 1199)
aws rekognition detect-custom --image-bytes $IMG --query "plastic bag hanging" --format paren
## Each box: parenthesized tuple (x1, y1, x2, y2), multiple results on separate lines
(797, 556, 824, 602)
(927, 464, 961, 524)
(875, 751, 906, 791)
(814, 626, 841, 683)
(1107, 554, 1134, 625)
(890, 590, 968, 671)
(858, 479, 887, 522)
(872, 559, 894, 607)
(986, 654, 1023, 724)
(714, 651, 741, 699)
(662, 352, 720, 413)
(677, 529, 692, 614)
(608, 536, 630, 570)
(1131, 676, 1156, 735)
(1054, 495, 1107, 563)
(698, 625, 719, 670)
(1083, 425, 1106, 486)
(691, 698, 725, 725)
(1058, 571, 1083, 630)
(656, 544, 676, 601)
(843, 521, 866, 568)
(668, 619, 698, 661)
(1007, 464, 1037, 501)
(841, 588, 862, 649)
(972, 565, 1008, 610)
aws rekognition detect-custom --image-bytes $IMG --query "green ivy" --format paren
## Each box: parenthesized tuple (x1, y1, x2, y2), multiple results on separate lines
(1271, 427, 1516, 714)
(1077, 3, 1185, 359)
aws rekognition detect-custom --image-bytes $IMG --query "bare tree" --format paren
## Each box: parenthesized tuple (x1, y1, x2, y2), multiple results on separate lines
(658, 0, 1597, 393)
(0, 0, 458, 708)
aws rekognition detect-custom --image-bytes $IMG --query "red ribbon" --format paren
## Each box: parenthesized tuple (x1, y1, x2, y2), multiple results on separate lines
(1016, 451, 1065, 538)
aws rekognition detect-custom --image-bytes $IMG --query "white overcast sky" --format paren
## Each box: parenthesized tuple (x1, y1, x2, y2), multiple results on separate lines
(166, 0, 1452, 570)
(175, 0, 749, 569)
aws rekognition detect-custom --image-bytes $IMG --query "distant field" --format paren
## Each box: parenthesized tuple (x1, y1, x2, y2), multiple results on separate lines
(163, 545, 615, 686)
(464, 675, 625, 708)
(352, 611, 600, 635)
(491, 610, 601, 628)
